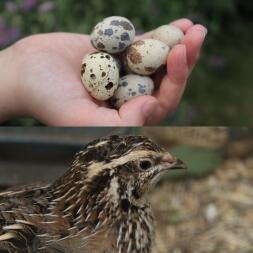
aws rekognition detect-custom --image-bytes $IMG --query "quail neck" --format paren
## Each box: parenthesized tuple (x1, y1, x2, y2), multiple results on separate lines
(0, 135, 185, 253)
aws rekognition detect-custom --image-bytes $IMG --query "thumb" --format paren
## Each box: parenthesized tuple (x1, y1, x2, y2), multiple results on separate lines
(119, 96, 159, 126)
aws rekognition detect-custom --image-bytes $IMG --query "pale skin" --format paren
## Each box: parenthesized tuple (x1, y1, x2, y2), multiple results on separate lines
(0, 19, 207, 126)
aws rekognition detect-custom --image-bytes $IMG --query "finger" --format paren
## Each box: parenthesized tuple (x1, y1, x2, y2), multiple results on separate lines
(183, 24, 207, 71)
(153, 44, 188, 120)
(170, 18, 194, 33)
(136, 18, 193, 40)
(119, 95, 160, 126)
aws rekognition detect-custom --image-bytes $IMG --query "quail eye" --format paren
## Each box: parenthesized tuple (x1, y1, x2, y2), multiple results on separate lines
(139, 159, 153, 171)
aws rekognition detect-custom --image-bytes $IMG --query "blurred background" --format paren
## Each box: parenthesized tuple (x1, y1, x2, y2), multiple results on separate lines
(0, 127, 253, 252)
(0, 0, 253, 125)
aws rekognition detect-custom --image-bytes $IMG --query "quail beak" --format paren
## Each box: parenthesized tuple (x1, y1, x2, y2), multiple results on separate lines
(169, 159, 187, 170)
(161, 153, 187, 171)
(150, 155, 186, 187)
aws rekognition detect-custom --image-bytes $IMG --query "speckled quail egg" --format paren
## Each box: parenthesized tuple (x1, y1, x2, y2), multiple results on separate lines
(91, 16, 135, 54)
(110, 74, 154, 108)
(81, 52, 119, 101)
(151, 25, 184, 47)
(124, 39, 170, 75)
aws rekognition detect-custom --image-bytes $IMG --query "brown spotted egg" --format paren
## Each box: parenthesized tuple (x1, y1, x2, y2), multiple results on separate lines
(81, 52, 119, 101)
(91, 16, 135, 54)
(151, 25, 184, 47)
(125, 39, 170, 75)
(110, 74, 154, 108)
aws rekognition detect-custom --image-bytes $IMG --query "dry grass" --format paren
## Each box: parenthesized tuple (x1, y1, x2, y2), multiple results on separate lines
(151, 158, 253, 253)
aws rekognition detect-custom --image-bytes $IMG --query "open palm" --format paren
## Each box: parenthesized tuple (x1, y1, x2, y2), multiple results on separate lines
(14, 19, 207, 126)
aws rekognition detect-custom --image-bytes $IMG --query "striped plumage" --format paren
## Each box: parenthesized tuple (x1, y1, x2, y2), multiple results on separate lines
(0, 135, 185, 253)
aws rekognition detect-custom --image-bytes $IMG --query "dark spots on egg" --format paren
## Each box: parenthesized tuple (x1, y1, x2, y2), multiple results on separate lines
(127, 47, 142, 64)
(105, 55, 111, 60)
(139, 88, 146, 94)
(120, 21, 134, 31)
(90, 74, 96, 79)
(108, 64, 111, 67)
(112, 46, 117, 50)
(110, 20, 120, 26)
(121, 81, 128, 87)
(101, 72, 106, 77)
(121, 32, 130, 41)
(97, 42, 105, 49)
(119, 42, 125, 50)
(131, 92, 137, 96)
(81, 63, 86, 76)
(104, 28, 114, 36)
(105, 82, 114, 90)
(138, 83, 146, 94)
(98, 29, 103, 36)
(110, 20, 133, 31)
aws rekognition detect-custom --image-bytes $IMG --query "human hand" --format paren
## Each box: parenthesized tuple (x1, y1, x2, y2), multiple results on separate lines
(0, 19, 207, 126)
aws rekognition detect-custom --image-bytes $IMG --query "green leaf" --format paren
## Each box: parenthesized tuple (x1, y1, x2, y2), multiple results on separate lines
(164, 145, 222, 180)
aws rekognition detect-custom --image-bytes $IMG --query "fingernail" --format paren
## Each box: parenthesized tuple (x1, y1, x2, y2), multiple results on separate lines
(196, 25, 208, 37)
(203, 28, 208, 37)
(202, 27, 208, 37)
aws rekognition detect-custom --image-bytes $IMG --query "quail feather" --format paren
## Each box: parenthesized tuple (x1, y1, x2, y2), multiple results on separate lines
(0, 135, 186, 253)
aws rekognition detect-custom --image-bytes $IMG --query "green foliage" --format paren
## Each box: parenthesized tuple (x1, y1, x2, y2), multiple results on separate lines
(1, 0, 247, 38)
(164, 145, 222, 179)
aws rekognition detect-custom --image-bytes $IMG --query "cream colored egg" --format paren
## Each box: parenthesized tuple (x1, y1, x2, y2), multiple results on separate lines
(81, 52, 119, 100)
(111, 74, 154, 108)
(91, 16, 135, 54)
(125, 39, 169, 75)
(151, 25, 184, 47)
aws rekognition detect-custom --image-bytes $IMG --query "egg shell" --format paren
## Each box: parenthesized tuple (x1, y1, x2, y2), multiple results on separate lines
(81, 52, 119, 101)
(125, 39, 170, 75)
(91, 16, 135, 54)
(151, 25, 184, 47)
(111, 74, 154, 108)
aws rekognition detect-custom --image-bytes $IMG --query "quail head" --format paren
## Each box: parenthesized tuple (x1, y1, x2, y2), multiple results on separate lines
(0, 135, 186, 253)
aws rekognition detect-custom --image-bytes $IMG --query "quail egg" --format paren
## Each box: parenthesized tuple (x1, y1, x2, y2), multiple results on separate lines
(111, 74, 154, 108)
(151, 25, 184, 47)
(81, 52, 119, 101)
(91, 16, 135, 54)
(124, 39, 170, 75)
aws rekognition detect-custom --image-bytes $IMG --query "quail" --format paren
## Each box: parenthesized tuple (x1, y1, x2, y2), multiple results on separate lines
(0, 135, 185, 253)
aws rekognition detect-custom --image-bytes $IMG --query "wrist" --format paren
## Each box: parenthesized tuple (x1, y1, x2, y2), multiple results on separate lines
(0, 46, 24, 122)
